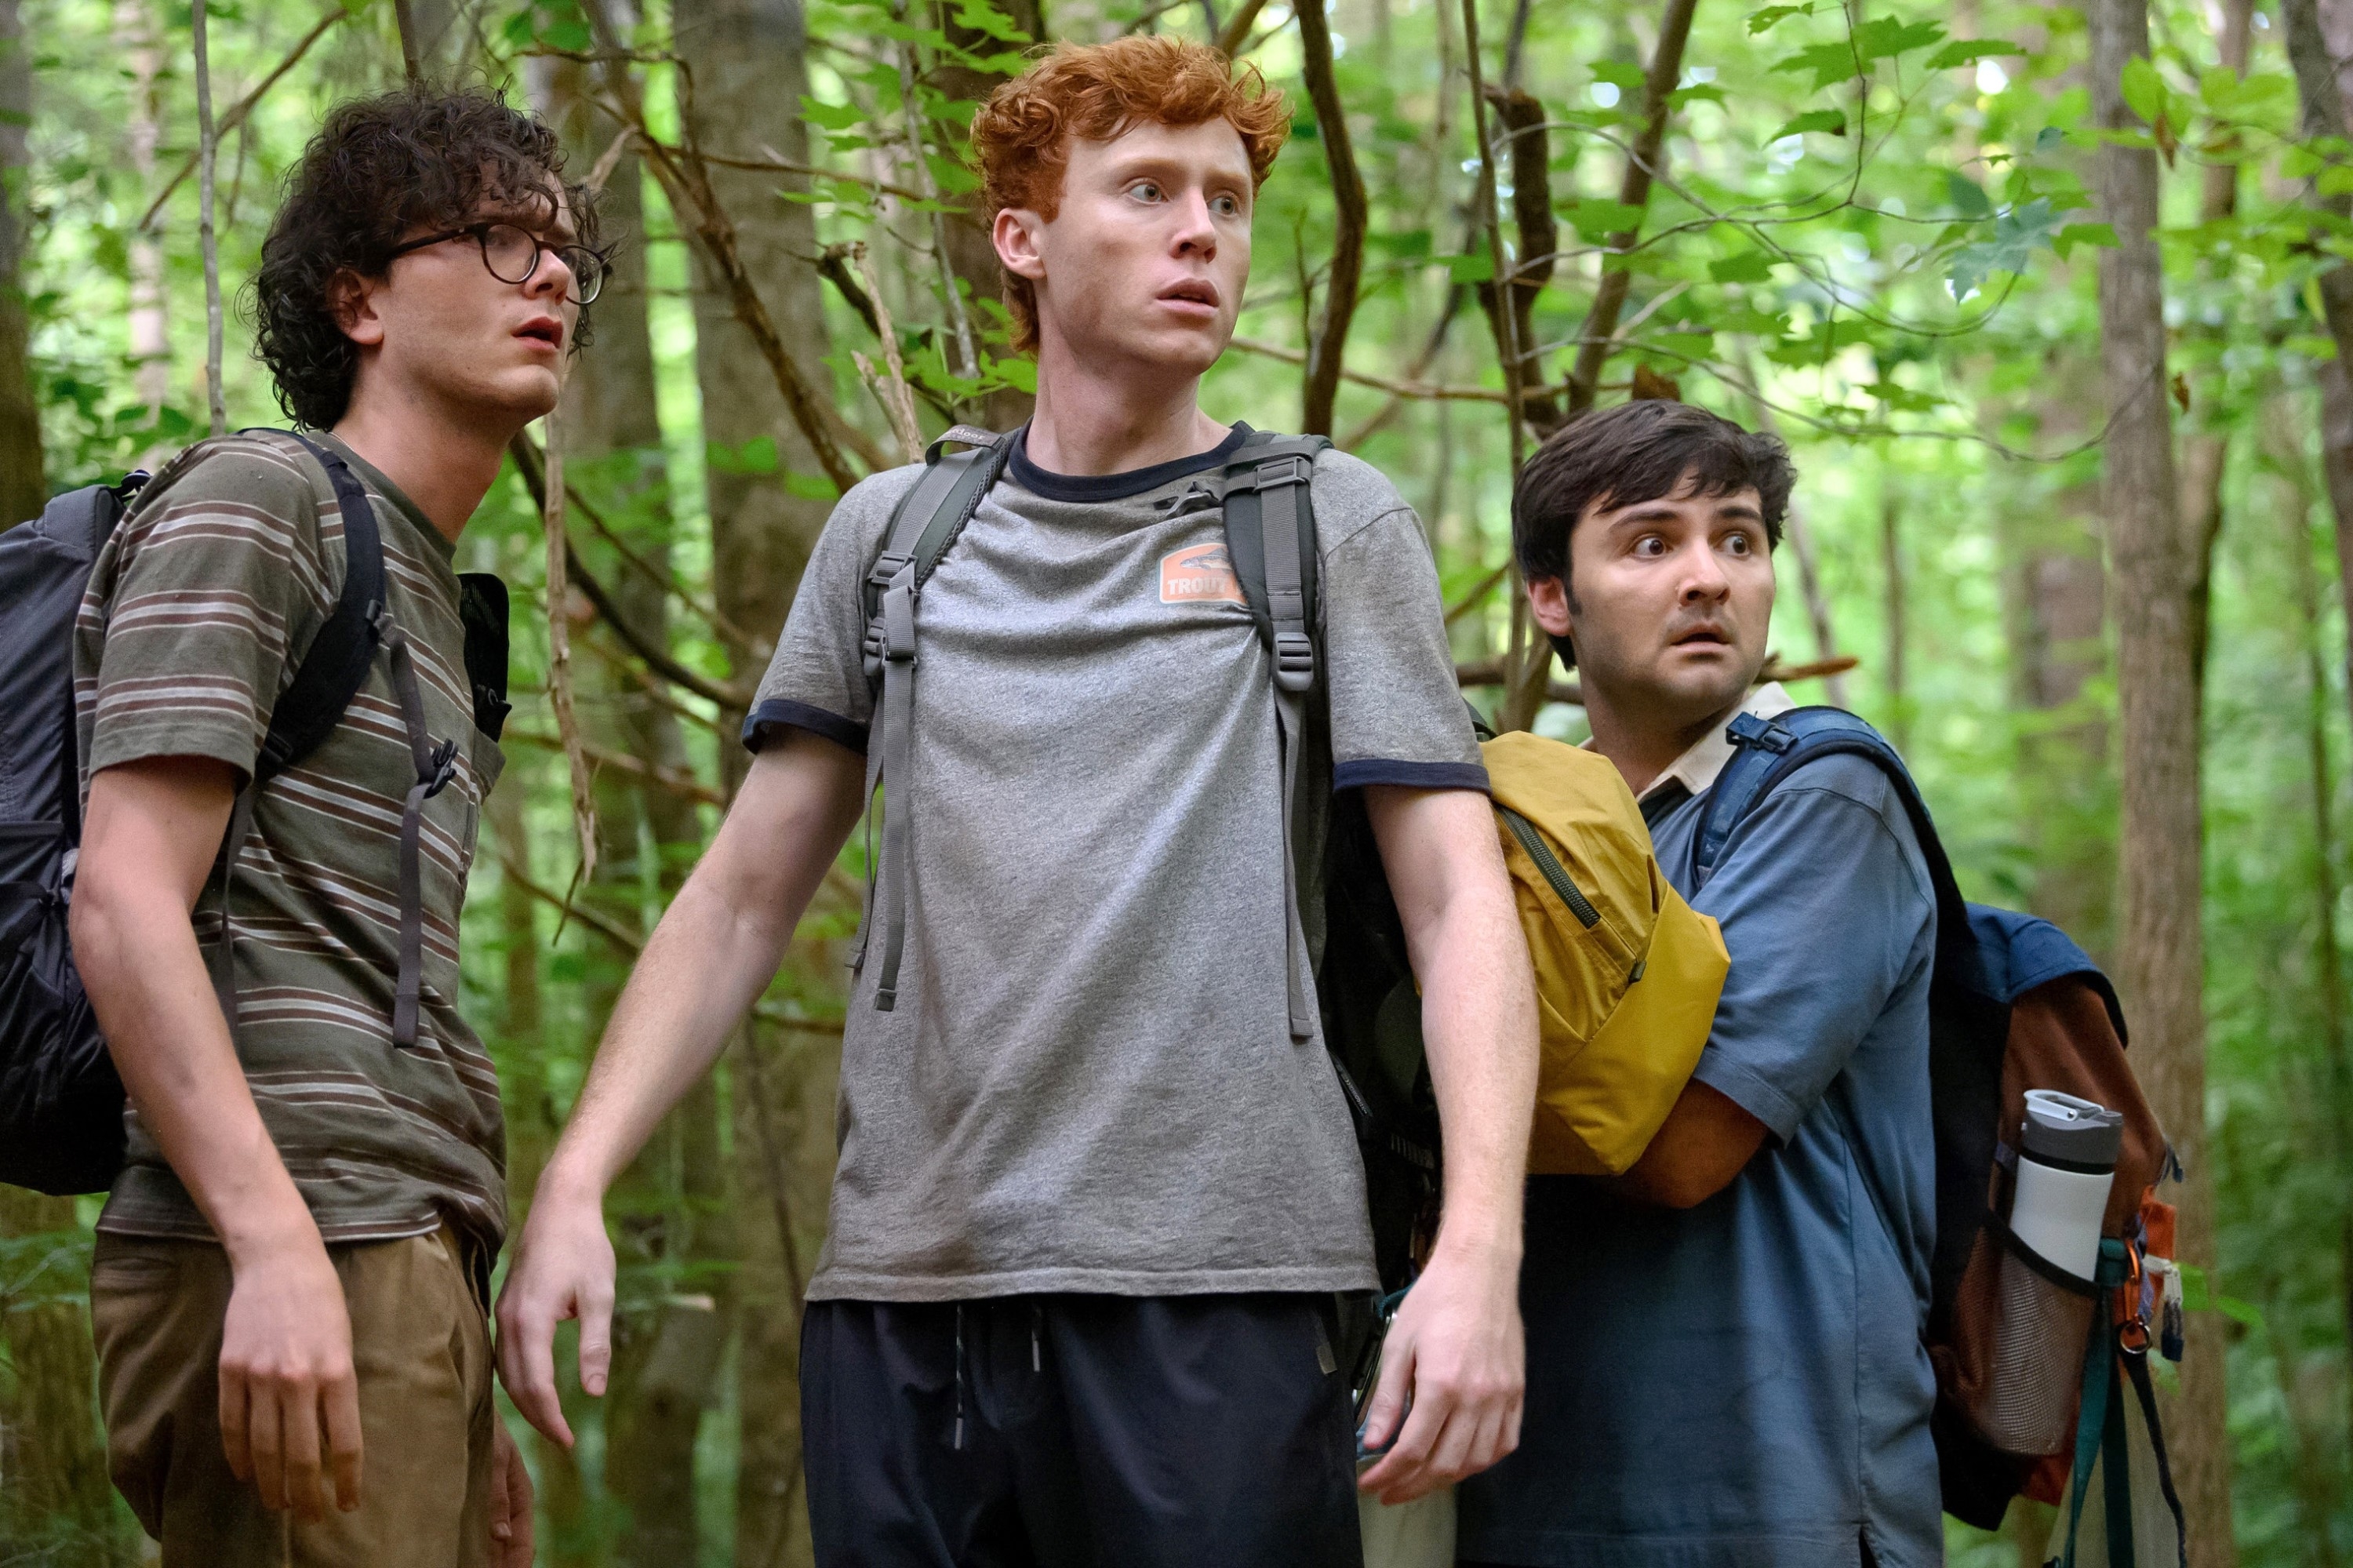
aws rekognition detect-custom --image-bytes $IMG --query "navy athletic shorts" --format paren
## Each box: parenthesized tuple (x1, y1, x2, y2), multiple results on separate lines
(800, 1293, 1364, 1567)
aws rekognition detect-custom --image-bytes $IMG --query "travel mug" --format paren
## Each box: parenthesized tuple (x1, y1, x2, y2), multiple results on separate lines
(2009, 1089, 2123, 1281)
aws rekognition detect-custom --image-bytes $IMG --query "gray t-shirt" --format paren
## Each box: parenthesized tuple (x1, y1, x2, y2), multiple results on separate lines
(749, 427, 1486, 1301)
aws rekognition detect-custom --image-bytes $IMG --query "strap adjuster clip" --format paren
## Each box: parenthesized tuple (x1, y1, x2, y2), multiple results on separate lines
(422, 737, 460, 800)
(1273, 630, 1315, 692)
(1726, 711, 1794, 754)
(1248, 453, 1315, 490)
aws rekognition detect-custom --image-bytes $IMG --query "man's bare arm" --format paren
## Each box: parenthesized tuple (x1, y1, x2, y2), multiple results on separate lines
(1355, 784, 1539, 1504)
(1615, 1079, 1769, 1210)
(496, 730, 867, 1445)
(71, 757, 363, 1523)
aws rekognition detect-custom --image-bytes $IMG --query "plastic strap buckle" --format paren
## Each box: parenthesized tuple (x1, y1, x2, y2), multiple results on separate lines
(1247, 453, 1315, 491)
(1726, 711, 1795, 753)
(421, 737, 460, 801)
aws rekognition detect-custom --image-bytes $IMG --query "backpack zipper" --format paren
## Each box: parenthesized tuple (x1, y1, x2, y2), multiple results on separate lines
(1500, 809, 1602, 929)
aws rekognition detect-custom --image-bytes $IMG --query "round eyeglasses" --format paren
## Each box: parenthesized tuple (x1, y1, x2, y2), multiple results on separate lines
(387, 221, 609, 306)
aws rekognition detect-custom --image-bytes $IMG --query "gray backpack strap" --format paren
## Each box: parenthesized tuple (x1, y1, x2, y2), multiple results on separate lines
(857, 425, 1016, 1013)
(1217, 432, 1330, 1040)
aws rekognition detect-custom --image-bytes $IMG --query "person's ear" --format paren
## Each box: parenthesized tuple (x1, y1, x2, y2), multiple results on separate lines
(330, 268, 387, 350)
(1527, 573, 1574, 645)
(993, 207, 1049, 285)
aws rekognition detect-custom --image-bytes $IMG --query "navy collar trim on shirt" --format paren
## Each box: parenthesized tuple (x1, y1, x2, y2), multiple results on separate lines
(1006, 423, 1253, 503)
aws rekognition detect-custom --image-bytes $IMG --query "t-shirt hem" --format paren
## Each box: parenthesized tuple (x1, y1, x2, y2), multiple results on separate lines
(1689, 1050, 1807, 1145)
(742, 697, 870, 756)
(94, 1206, 448, 1249)
(1334, 758, 1490, 793)
(85, 725, 260, 789)
(1453, 1526, 1864, 1568)
(806, 1261, 1380, 1301)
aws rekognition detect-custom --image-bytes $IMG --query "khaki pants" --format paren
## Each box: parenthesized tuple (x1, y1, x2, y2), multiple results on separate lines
(89, 1227, 495, 1568)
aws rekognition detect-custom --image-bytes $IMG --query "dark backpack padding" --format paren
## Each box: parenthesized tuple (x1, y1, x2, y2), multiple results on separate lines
(0, 481, 142, 1194)
(0, 432, 495, 1196)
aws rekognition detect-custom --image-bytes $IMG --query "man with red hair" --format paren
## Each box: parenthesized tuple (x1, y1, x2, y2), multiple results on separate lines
(497, 36, 1537, 1564)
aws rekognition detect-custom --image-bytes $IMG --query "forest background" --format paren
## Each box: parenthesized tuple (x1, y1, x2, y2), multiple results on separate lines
(0, 0, 2348, 1555)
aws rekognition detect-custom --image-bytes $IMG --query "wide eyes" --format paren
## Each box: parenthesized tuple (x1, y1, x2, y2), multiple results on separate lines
(1725, 532, 1754, 556)
(1211, 193, 1243, 217)
(1629, 529, 1758, 558)
(1632, 534, 1668, 558)
(1123, 181, 1246, 218)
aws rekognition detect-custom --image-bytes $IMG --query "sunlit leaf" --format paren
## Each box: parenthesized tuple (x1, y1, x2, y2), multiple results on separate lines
(1769, 110, 1848, 142)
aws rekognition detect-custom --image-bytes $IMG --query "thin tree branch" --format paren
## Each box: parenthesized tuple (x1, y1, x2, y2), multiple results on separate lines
(1228, 334, 1506, 401)
(1296, 0, 1366, 436)
(1340, 284, 1468, 449)
(138, 5, 346, 234)
(1562, 0, 1702, 417)
(853, 240, 925, 461)
(536, 414, 600, 886)
(391, 0, 426, 82)
(894, 31, 980, 387)
(1215, 0, 1275, 56)
(503, 728, 728, 807)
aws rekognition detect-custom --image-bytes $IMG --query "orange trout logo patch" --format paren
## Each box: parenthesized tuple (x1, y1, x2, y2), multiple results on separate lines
(1160, 543, 1245, 605)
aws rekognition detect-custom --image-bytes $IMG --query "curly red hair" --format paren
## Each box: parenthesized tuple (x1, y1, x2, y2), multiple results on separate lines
(969, 36, 1291, 353)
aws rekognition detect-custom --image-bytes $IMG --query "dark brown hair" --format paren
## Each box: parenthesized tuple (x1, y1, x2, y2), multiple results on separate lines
(968, 37, 1290, 353)
(1513, 400, 1795, 666)
(251, 87, 604, 429)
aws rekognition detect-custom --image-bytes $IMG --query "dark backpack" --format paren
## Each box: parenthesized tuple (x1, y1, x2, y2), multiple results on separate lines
(853, 425, 1440, 1293)
(0, 431, 508, 1196)
(1697, 706, 2184, 1559)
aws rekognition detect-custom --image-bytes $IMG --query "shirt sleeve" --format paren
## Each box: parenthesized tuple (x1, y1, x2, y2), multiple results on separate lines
(1314, 454, 1487, 795)
(742, 465, 926, 757)
(1686, 755, 1937, 1143)
(82, 437, 336, 787)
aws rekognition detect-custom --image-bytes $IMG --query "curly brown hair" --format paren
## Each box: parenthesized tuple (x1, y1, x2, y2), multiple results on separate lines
(968, 38, 1290, 354)
(250, 87, 605, 430)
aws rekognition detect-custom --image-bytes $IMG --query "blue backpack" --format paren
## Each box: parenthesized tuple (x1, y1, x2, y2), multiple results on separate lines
(1698, 707, 2185, 1563)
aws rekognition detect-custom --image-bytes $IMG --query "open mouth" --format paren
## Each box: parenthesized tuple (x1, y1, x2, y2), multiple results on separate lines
(516, 317, 565, 351)
(1671, 625, 1730, 649)
(1158, 281, 1220, 311)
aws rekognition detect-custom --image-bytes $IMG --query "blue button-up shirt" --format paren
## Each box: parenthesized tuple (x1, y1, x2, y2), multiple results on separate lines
(1458, 689, 1944, 1568)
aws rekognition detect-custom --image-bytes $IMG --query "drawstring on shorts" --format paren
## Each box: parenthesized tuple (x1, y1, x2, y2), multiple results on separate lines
(953, 1303, 967, 1451)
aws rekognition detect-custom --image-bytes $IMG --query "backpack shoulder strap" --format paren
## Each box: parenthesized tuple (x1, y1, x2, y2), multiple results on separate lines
(1691, 704, 1971, 964)
(253, 431, 387, 786)
(1215, 431, 1331, 1042)
(856, 426, 1015, 1015)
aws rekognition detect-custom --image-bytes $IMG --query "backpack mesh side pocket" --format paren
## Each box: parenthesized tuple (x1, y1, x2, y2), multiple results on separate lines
(1936, 1212, 2098, 1457)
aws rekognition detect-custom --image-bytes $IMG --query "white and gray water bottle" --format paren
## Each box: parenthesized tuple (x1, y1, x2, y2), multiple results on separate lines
(2010, 1089, 2123, 1280)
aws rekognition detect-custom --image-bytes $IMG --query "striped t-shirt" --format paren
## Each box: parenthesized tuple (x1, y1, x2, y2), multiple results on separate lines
(75, 431, 508, 1257)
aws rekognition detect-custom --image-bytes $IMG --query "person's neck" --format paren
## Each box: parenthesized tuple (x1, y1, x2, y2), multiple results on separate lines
(1023, 331, 1227, 476)
(330, 380, 520, 544)
(1582, 683, 1747, 798)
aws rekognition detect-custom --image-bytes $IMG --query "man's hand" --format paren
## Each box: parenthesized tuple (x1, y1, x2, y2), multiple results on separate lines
(1355, 1236, 1526, 1504)
(494, 1181, 616, 1447)
(217, 1231, 362, 1521)
(489, 1420, 535, 1567)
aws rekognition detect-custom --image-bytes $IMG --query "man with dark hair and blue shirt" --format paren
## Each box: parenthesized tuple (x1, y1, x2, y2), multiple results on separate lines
(1457, 399, 1942, 1568)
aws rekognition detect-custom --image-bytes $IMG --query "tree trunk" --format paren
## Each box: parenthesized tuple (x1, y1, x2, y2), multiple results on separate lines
(1296, 0, 1366, 437)
(669, 3, 838, 1562)
(2085, 0, 2232, 1557)
(116, 0, 169, 426)
(0, 1185, 119, 1562)
(0, 0, 42, 526)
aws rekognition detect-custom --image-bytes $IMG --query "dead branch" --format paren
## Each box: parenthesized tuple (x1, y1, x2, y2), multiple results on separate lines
(510, 431, 758, 709)
(139, 5, 346, 233)
(536, 415, 601, 886)
(893, 33, 980, 386)
(1454, 652, 1860, 706)
(192, 0, 225, 436)
(1562, 0, 1700, 417)
(496, 840, 642, 954)
(853, 242, 925, 461)
(1444, 560, 1514, 627)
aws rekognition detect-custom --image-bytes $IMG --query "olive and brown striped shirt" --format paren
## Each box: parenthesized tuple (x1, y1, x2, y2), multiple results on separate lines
(75, 431, 508, 1257)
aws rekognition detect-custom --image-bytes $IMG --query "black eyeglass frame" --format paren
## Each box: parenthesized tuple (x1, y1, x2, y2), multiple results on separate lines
(386, 220, 609, 305)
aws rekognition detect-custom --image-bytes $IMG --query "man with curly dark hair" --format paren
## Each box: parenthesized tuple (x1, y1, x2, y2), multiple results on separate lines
(69, 85, 601, 1567)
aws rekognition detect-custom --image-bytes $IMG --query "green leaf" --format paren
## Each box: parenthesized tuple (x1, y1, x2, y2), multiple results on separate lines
(1769, 109, 1849, 142)
(784, 471, 840, 500)
(1926, 38, 2028, 69)
(1671, 83, 1729, 107)
(1591, 60, 1646, 94)
(1947, 195, 2064, 297)
(542, 16, 591, 49)
(949, 0, 1033, 42)
(1443, 253, 1496, 283)
(1710, 251, 1777, 282)
(1946, 171, 1993, 219)
(800, 96, 867, 132)
(2035, 126, 2068, 154)
(707, 435, 779, 475)
(1747, 2, 1814, 33)
(2053, 221, 2118, 258)
(2120, 56, 2166, 127)
(1562, 198, 1649, 238)
(1852, 16, 1945, 62)
(1774, 42, 1860, 89)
